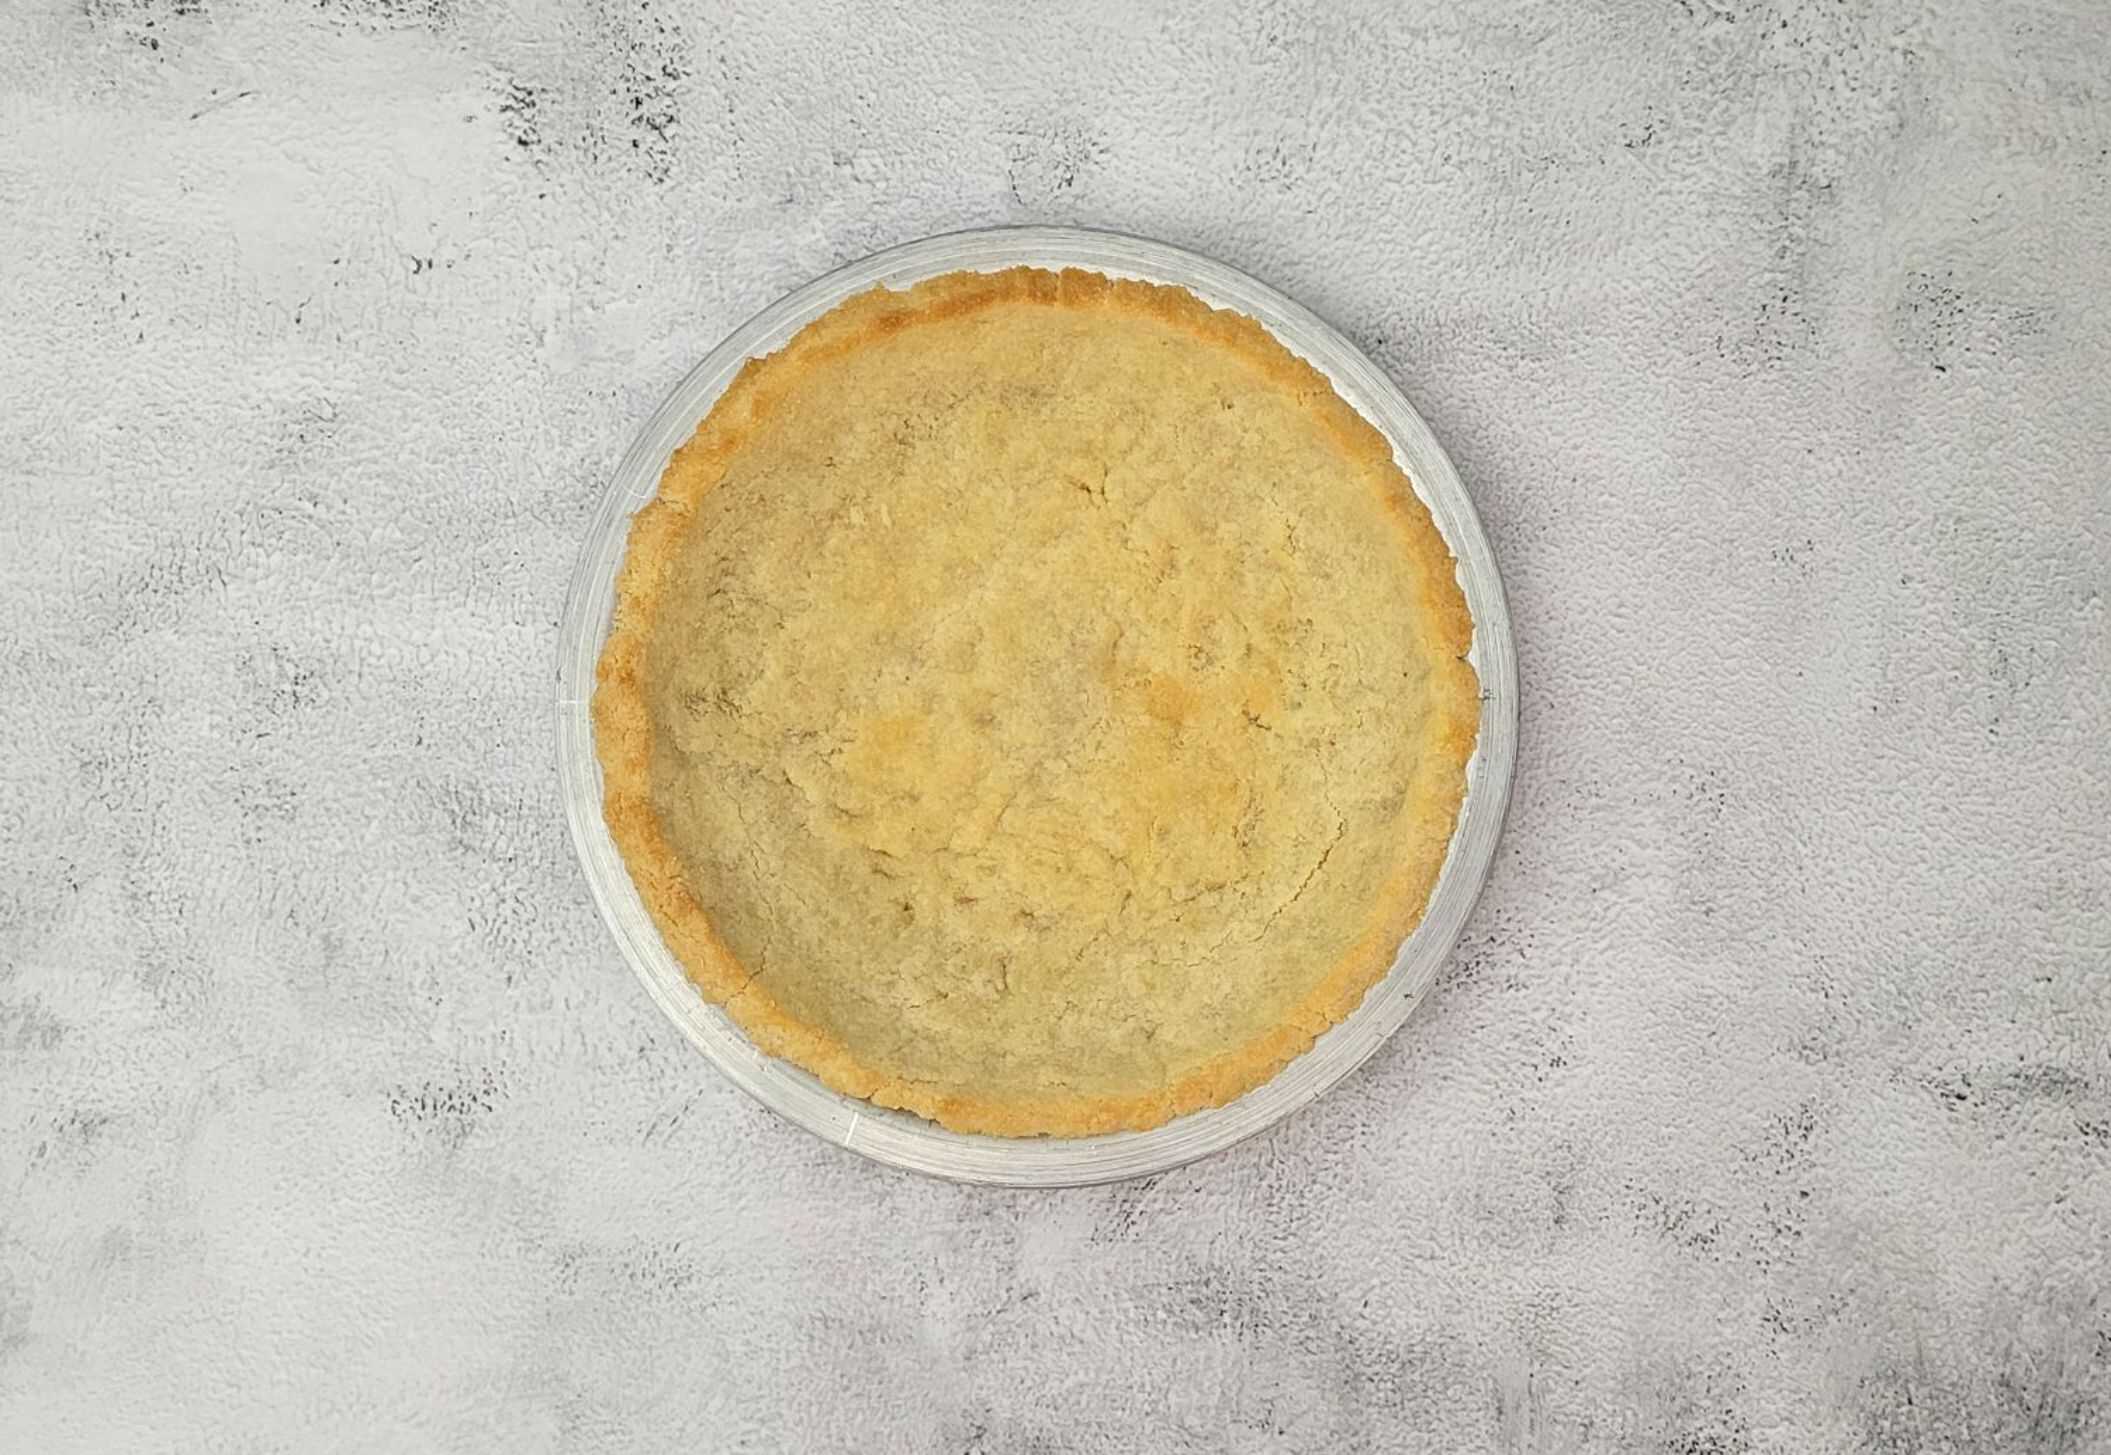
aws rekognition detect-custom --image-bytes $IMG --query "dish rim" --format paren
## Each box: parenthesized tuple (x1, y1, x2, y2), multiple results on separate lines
(555, 224, 1518, 1186)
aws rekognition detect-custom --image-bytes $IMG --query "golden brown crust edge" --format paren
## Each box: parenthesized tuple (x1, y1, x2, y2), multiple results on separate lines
(593, 266, 1480, 1138)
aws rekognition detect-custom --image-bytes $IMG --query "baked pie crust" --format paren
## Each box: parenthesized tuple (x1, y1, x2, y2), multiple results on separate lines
(594, 267, 1477, 1137)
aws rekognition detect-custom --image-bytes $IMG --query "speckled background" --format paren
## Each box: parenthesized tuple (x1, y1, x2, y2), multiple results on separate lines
(4, 0, 2109, 1450)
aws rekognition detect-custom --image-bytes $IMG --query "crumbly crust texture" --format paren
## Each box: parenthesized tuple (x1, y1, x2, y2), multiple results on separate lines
(594, 267, 1478, 1137)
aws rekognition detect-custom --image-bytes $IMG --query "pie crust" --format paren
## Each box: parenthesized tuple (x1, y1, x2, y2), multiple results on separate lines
(594, 266, 1478, 1137)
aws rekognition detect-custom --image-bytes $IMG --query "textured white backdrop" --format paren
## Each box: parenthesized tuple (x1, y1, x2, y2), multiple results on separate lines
(4, 1, 2109, 1451)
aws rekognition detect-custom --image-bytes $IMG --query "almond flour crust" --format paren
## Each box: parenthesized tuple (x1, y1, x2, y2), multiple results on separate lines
(594, 266, 1478, 1137)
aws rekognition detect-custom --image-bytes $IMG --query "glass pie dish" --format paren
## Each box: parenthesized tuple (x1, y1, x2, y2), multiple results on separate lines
(555, 226, 1517, 1186)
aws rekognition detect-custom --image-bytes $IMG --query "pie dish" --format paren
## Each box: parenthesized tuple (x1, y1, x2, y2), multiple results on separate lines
(591, 263, 1480, 1138)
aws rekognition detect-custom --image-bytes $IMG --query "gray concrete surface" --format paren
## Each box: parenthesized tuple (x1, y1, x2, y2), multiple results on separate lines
(3, 1, 2108, 1450)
